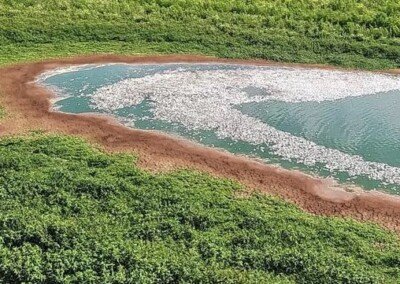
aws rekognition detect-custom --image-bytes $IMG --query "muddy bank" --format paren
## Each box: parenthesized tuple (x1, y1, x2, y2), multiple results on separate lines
(1, 54, 400, 231)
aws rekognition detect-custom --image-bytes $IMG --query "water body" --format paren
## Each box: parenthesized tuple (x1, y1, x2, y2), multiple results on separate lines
(39, 63, 400, 194)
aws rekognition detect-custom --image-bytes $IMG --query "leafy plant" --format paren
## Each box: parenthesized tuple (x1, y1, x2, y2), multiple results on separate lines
(0, 135, 399, 283)
(0, 0, 399, 69)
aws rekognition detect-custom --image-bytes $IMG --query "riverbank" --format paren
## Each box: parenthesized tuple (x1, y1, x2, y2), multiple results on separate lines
(1, 54, 400, 231)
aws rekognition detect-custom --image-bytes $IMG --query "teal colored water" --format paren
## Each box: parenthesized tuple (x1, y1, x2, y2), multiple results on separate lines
(237, 91, 400, 167)
(41, 64, 400, 194)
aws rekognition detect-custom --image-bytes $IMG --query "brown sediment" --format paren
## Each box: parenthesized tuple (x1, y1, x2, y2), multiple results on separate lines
(1, 54, 400, 231)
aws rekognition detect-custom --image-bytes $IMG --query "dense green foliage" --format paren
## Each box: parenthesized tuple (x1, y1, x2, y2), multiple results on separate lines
(1, 0, 400, 68)
(0, 135, 399, 283)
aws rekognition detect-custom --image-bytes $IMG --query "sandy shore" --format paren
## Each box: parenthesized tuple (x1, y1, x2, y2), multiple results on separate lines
(1, 54, 400, 231)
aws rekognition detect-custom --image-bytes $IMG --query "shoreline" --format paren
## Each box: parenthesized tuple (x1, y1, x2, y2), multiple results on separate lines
(1, 54, 400, 231)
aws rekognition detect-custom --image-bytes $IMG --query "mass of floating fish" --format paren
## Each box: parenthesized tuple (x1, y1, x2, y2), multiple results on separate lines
(43, 64, 400, 185)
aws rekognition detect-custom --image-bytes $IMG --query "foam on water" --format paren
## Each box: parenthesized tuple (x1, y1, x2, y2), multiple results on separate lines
(39, 64, 400, 187)
(36, 64, 118, 82)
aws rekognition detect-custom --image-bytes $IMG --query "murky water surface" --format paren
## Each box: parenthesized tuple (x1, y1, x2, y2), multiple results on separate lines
(39, 64, 400, 194)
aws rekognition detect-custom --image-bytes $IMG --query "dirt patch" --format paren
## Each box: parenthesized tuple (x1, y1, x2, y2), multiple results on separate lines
(1, 54, 400, 231)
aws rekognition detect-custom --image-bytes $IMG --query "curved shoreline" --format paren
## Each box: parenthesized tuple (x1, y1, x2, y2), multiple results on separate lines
(1, 54, 400, 231)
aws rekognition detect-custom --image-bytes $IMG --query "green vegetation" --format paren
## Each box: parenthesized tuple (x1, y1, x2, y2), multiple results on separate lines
(0, 135, 399, 283)
(0, 106, 5, 118)
(1, 0, 400, 69)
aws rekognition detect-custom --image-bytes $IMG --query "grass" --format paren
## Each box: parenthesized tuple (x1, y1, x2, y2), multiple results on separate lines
(0, 106, 5, 119)
(0, 135, 399, 283)
(0, 0, 400, 69)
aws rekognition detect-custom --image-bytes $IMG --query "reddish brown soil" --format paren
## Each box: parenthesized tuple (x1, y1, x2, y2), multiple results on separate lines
(1, 54, 400, 231)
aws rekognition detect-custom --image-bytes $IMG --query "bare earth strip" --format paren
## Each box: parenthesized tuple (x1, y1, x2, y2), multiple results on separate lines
(1, 54, 400, 231)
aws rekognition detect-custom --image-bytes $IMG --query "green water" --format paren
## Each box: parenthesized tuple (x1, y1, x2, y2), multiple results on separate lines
(41, 63, 400, 194)
(237, 91, 400, 167)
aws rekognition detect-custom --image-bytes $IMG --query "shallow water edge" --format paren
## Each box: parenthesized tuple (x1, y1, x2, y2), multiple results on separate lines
(39, 62, 400, 193)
